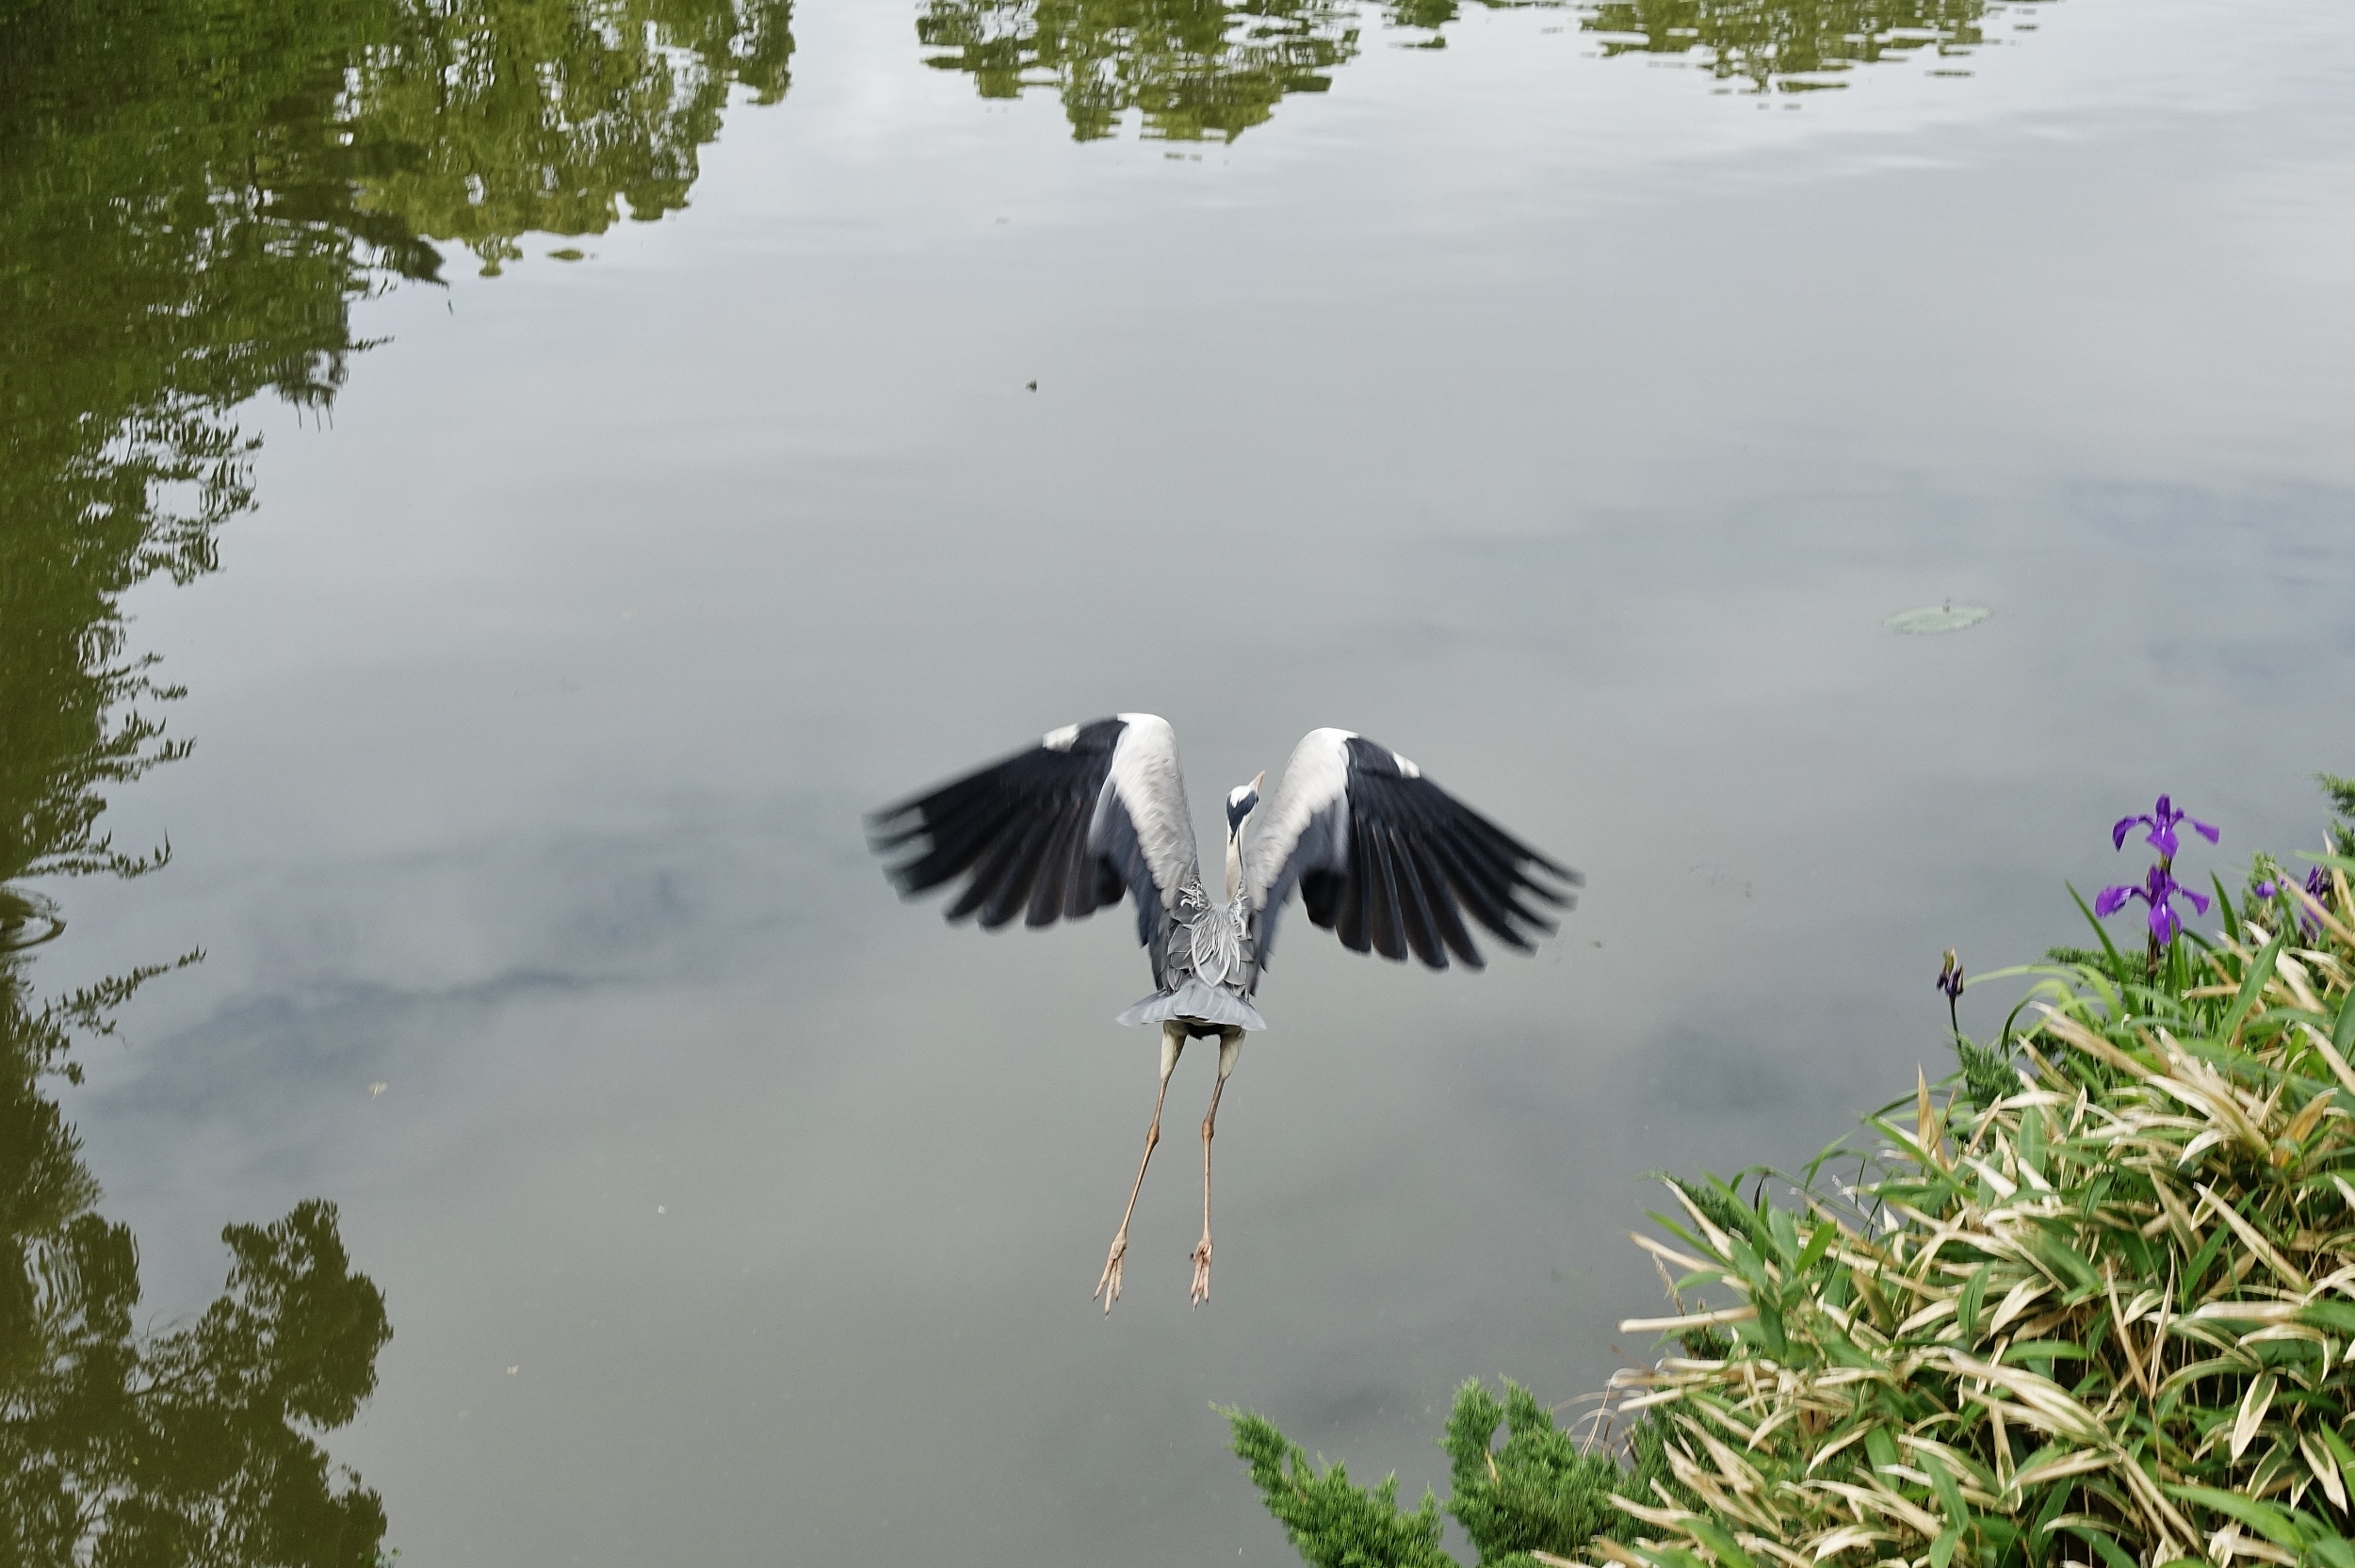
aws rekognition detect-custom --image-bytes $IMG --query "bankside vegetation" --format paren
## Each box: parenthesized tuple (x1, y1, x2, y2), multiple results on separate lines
(1233, 777, 2355, 1568)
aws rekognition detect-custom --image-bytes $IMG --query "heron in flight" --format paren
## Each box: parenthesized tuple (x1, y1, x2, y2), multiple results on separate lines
(869, 715, 1579, 1309)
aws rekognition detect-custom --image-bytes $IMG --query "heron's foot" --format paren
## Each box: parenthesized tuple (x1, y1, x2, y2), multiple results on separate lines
(1189, 1236, 1213, 1306)
(1095, 1235, 1129, 1313)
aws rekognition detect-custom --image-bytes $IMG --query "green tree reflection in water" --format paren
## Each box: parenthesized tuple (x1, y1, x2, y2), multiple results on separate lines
(1, 0, 791, 1558)
(1, 0, 801, 895)
(0, 1024, 394, 1563)
(916, 0, 2044, 139)
(349, 0, 798, 274)
(917, 0, 1362, 142)
(1580, 0, 2044, 92)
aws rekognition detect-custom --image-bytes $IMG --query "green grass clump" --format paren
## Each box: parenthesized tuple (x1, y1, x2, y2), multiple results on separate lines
(1604, 845, 2355, 1568)
(1233, 784, 2355, 1568)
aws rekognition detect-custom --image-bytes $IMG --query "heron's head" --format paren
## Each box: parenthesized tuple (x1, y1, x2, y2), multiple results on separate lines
(1225, 773, 1264, 841)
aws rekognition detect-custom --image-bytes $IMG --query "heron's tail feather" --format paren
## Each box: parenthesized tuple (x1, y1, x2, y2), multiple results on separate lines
(1115, 979, 1266, 1032)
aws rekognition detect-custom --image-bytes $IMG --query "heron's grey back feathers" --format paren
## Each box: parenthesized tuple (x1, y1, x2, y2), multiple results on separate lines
(869, 714, 1580, 1026)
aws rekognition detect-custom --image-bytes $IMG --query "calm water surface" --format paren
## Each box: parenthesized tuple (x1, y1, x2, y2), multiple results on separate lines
(8, 0, 2355, 1560)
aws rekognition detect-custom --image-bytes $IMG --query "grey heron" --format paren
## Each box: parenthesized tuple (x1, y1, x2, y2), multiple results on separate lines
(868, 715, 1579, 1309)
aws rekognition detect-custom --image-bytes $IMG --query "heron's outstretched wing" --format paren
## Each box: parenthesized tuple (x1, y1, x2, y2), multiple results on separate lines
(868, 713, 1200, 946)
(1244, 729, 1580, 973)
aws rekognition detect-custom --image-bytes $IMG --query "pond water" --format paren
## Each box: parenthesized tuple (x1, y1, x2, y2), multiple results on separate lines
(7, 0, 2354, 1560)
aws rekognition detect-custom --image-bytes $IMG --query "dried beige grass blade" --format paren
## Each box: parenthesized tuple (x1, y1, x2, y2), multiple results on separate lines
(1621, 1305, 1758, 1334)
(2301, 1431, 2347, 1510)
(1581, 1537, 1648, 1568)
(2035, 1007, 2152, 1078)
(2104, 1268, 2150, 1398)
(1986, 1277, 2052, 1335)
(2314, 1029, 2355, 1099)
(2005, 1443, 2113, 1493)
(2275, 951, 2325, 1015)
(2230, 1372, 2277, 1461)
(1809, 1525, 1893, 1560)
(2198, 1184, 2312, 1291)
(1663, 1180, 1739, 1258)
(1631, 1231, 1715, 1276)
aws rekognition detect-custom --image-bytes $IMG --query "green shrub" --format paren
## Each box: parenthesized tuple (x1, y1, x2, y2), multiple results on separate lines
(1227, 1381, 1688, 1568)
(1229, 1410, 1455, 1568)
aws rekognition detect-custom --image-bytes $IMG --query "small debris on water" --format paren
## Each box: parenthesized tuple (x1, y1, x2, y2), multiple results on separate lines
(657, 1205, 666, 1214)
(1025, 380, 1037, 392)
(507, 1366, 519, 1375)
(547, 248, 588, 262)
(368, 1081, 388, 1097)
(1885, 600, 1990, 635)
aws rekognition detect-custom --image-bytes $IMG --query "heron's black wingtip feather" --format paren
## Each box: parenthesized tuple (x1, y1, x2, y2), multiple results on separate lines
(1527, 848, 1579, 881)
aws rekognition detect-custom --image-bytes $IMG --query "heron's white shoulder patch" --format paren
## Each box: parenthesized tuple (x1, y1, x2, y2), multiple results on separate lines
(1042, 723, 1080, 751)
(1242, 728, 1356, 903)
(1389, 750, 1421, 779)
(1288, 729, 1355, 799)
(1104, 715, 1194, 895)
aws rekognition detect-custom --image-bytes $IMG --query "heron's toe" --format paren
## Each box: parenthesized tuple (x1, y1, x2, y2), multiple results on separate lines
(1094, 1238, 1128, 1313)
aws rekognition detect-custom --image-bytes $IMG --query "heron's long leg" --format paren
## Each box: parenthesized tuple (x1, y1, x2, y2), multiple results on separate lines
(1095, 1023, 1187, 1313)
(1190, 1027, 1244, 1307)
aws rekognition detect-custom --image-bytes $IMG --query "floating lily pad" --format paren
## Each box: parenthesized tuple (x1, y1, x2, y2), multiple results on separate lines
(1885, 603, 1991, 635)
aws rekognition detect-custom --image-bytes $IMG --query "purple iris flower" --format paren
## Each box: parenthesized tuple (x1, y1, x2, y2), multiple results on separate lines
(1935, 949, 1964, 1004)
(2096, 865, 2211, 943)
(2256, 867, 2333, 935)
(1935, 948, 1964, 1034)
(2111, 795, 2219, 861)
